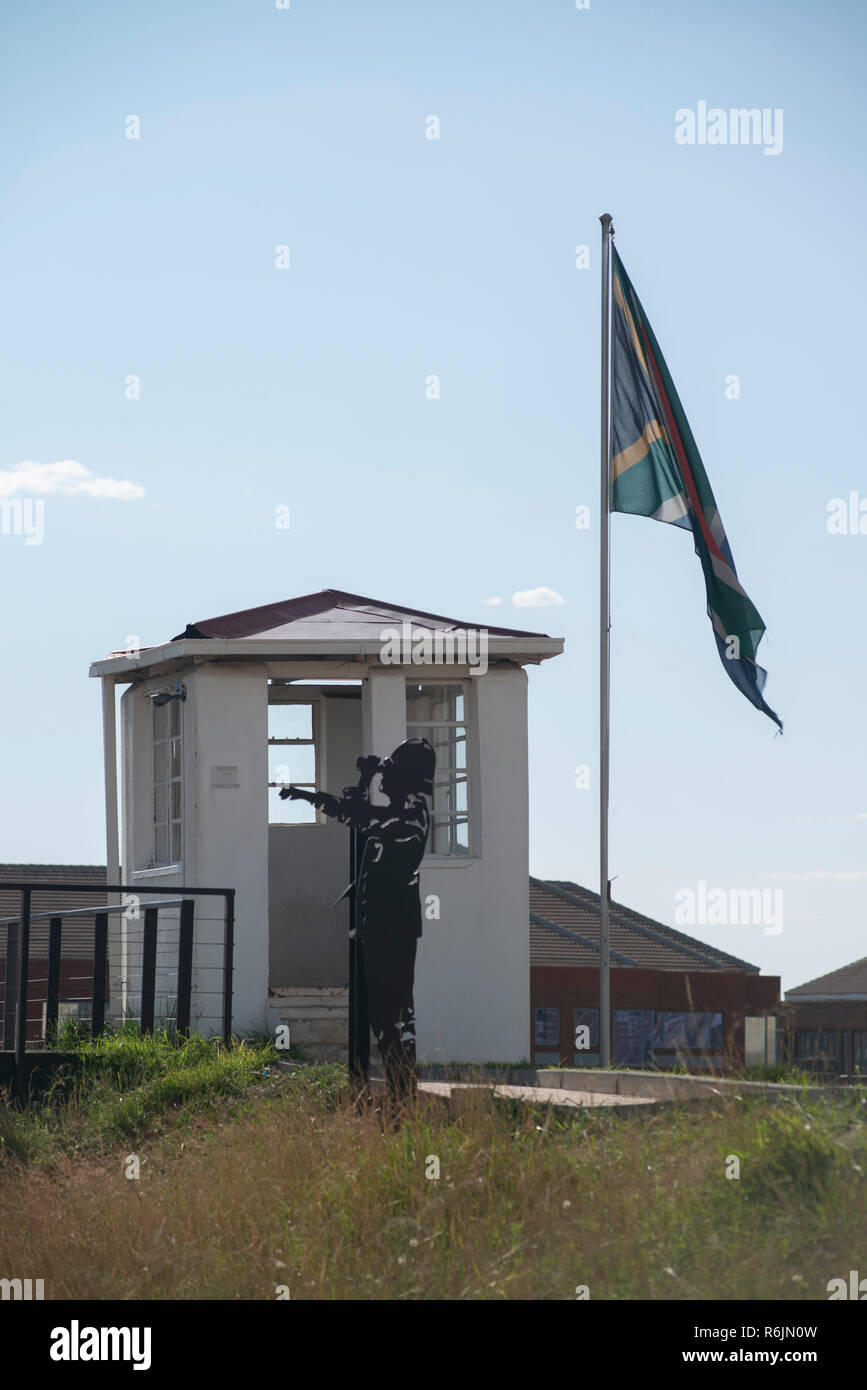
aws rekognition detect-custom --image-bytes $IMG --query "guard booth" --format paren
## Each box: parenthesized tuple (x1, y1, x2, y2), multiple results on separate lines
(89, 589, 563, 1062)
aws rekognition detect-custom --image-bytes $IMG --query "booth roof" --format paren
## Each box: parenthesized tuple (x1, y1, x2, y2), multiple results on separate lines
(169, 588, 555, 643)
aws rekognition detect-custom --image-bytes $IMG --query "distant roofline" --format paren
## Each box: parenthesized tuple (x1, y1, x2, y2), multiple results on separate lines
(0, 863, 106, 873)
(785, 992, 867, 1002)
(532, 877, 762, 974)
(786, 955, 867, 996)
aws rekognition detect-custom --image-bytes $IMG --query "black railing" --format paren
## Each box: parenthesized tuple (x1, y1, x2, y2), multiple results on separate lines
(0, 883, 235, 1099)
(347, 829, 369, 1086)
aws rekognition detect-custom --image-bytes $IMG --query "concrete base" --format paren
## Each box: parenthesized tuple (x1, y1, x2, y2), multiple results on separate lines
(268, 986, 349, 1063)
(420, 1065, 852, 1103)
(369, 1077, 659, 1114)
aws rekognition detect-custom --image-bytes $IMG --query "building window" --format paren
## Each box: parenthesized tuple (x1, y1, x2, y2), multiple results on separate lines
(406, 682, 470, 856)
(268, 699, 318, 824)
(819, 1029, 837, 1059)
(573, 1008, 599, 1048)
(652, 1011, 724, 1053)
(614, 1010, 654, 1066)
(573, 1007, 600, 1066)
(534, 1006, 560, 1048)
(795, 1028, 837, 1060)
(853, 1032, 867, 1072)
(153, 699, 182, 865)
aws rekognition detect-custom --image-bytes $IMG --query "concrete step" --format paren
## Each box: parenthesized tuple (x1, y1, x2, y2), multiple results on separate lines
(268, 986, 349, 1062)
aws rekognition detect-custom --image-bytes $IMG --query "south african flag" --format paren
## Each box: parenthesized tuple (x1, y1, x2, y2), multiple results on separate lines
(610, 246, 782, 731)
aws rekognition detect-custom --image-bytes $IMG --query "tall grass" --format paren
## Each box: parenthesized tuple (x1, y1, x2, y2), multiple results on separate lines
(1, 1039, 866, 1299)
(0, 1029, 284, 1163)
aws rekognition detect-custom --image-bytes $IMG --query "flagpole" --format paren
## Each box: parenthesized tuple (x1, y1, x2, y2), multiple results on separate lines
(599, 213, 613, 1067)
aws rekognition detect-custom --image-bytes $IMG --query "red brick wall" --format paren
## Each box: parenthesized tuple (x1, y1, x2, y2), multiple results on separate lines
(780, 999, 867, 1075)
(0, 959, 98, 1042)
(531, 966, 780, 1069)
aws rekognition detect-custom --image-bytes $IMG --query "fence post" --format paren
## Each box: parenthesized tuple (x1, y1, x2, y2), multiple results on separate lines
(14, 890, 32, 1102)
(347, 829, 369, 1088)
(176, 899, 194, 1038)
(222, 892, 234, 1044)
(91, 913, 108, 1038)
(3, 921, 19, 1051)
(46, 918, 62, 1042)
(140, 907, 158, 1036)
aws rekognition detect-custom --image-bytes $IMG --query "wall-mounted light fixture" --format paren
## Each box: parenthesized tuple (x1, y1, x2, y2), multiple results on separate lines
(149, 682, 187, 707)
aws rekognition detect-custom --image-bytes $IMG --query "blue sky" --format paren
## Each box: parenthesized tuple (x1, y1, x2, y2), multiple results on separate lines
(1, 0, 865, 991)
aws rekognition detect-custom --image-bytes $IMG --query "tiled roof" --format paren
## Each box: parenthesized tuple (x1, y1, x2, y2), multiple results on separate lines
(786, 957, 867, 999)
(0, 865, 107, 959)
(166, 588, 554, 644)
(530, 878, 760, 973)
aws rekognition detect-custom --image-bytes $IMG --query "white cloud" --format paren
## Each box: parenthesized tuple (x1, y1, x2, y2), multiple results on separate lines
(0, 460, 145, 501)
(759, 870, 867, 883)
(511, 586, 565, 608)
(798, 812, 867, 825)
(482, 596, 503, 606)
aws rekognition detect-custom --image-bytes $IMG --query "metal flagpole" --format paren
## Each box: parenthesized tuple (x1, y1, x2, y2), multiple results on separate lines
(599, 213, 613, 1067)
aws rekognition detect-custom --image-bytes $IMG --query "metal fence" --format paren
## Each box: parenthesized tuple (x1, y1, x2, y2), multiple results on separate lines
(0, 882, 235, 1097)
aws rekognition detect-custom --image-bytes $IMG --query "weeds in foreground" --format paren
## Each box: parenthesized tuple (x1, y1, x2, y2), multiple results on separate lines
(1, 1038, 865, 1299)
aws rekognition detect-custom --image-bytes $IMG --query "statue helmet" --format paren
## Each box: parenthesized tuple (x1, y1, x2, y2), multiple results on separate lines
(381, 737, 436, 795)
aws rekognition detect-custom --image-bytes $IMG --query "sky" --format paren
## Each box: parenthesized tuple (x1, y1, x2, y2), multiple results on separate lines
(1, 0, 865, 993)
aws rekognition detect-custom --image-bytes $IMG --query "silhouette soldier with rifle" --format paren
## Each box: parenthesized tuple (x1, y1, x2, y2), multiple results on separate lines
(280, 737, 435, 1105)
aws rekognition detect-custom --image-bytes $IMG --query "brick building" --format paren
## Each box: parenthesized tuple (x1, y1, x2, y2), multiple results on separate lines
(0, 865, 107, 1044)
(782, 957, 867, 1077)
(530, 878, 779, 1071)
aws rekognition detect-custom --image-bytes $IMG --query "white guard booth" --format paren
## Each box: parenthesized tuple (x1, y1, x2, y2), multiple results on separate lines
(89, 590, 563, 1063)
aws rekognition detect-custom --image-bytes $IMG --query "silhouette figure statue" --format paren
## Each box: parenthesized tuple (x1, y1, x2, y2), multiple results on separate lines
(280, 737, 435, 1104)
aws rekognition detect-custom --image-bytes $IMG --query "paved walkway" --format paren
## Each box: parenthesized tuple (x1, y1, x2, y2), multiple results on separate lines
(412, 1080, 659, 1111)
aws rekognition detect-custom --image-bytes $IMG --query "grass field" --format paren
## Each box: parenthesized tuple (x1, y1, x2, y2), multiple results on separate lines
(1, 1032, 865, 1300)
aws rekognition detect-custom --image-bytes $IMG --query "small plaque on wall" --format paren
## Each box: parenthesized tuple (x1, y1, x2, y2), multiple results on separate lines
(211, 765, 239, 788)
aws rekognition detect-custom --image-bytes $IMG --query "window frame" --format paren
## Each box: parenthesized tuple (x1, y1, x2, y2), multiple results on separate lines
(267, 692, 321, 826)
(571, 1006, 600, 1066)
(534, 1005, 561, 1049)
(651, 1009, 724, 1054)
(405, 679, 473, 858)
(152, 697, 183, 868)
(794, 1027, 837, 1061)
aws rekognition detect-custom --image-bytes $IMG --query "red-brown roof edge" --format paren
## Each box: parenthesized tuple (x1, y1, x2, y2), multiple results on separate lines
(171, 588, 556, 643)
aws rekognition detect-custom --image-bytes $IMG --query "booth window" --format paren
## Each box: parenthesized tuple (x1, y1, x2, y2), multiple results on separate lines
(268, 700, 318, 824)
(406, 682, 471, 855)
(153, 699, 182, 865)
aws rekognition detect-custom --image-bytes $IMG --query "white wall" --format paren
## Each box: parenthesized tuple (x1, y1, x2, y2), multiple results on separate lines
(120, 663, 269, 1037)
(188, 663, 269, 1035)
(415, 666, 530, 1063)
